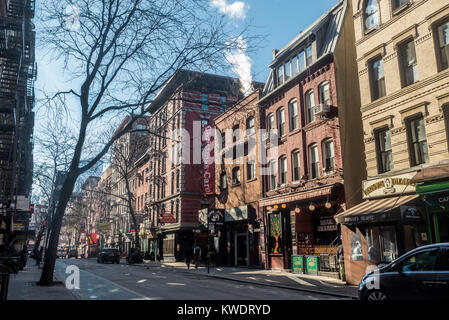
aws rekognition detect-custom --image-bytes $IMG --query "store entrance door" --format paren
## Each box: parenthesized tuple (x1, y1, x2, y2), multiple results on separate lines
(436, 211, 449, 243)
(235, 233, 248, 266)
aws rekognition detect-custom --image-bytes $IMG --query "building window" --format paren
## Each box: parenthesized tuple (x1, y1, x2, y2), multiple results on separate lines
(267, 114, 275, 133)
(407, 116, 429, 166)
(399, 39, 418, 87)
(305, 45, 313, 66)
(220, 96, 227, 113)
(370, 57, 386, 100)
(279, 156, 287, 186)
(277, 108, 285, 137)
(136, 124, 147, 135)
(246, 117, 255, 135)
(443, 105, 449, 151)
(247, 160, 256, 180)
(364, 0, 380, 32)
(375, 127, 393, 173)
(176, 200, 179, 221)
(201, 93, 208, 110)
(437, 19, 449, 71)
(285, 60, 291, 81)
(278, 65, 284, 85)
(291, 150, 300, 182)
(322, 139, 335, 173)
(319, 81, 331, 105)
(171, 172, 175, 194)
(232, 124, 240, 143)
(299, 51, 306, 71)
(392, 0, 409, 12)
(176, 170, 180, 191)
(269, 160, 276, 190)
(221, 130, 226, 149)
(288, 99, 298, 131)
(305, 90, 316, 123)
(309, 144, 319, 179)
(292, 55, 299, 75)
(232, 167, 241, 185)
(220, 172, 227, 190)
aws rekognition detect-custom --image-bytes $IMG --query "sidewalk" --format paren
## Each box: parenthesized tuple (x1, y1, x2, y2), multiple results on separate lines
(6, 259, 77, 300)
(130, 260, 359, 299)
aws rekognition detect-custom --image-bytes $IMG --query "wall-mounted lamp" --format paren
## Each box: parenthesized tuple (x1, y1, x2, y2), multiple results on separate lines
(273, 205, 279, 210)
(325, 201, 332, 209)
(294, 206, 301, 214)
(267, 206, 272, 211)
(309, 203, 315, 211)
(281, 204, 287, 209)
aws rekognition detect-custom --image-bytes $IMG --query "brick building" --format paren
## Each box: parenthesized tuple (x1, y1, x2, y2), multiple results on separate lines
(212, 89, 265, 267)
(258, 0, 364, 273)
(145, 70, 240, 262)
(336, 0, 449, 285)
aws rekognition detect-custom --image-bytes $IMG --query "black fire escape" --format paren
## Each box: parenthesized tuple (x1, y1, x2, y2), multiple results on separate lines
(0, 0, 36, 240)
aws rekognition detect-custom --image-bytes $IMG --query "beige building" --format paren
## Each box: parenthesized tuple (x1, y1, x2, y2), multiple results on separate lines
(336, 0, 449, 286)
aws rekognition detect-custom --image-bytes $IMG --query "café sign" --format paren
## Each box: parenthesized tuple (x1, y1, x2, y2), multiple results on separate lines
(362, 173, 417, 199)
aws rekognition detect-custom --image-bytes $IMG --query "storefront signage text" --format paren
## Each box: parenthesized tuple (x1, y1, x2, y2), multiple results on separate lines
(362, 173, 416, 199)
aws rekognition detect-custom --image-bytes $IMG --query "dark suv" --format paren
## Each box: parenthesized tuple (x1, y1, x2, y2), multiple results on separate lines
(97, 248, 120, 264)
(359, 243, 449, 300)
(68, 249, 78, 259)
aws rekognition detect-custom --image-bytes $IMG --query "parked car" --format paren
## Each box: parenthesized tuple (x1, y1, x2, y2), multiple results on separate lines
(67, 249, 78, 259)
(57, 249, 66, 259)
(359, 243, 449, 300)
(97, 248, 120, 264)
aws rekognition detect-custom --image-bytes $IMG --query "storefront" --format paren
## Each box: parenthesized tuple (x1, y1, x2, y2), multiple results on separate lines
(261, 184, 345, 272)
(198, 206, 260, 267)
(412, 164, 449, 244)
(335, 172, 429, 285)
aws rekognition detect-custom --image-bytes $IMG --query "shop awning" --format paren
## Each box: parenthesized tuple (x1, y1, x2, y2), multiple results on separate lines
(335, 194, 419, 225)
(411, 164, 449, 184)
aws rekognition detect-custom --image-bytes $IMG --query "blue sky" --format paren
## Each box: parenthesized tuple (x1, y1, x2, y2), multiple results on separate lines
(241, 0, 339, 82)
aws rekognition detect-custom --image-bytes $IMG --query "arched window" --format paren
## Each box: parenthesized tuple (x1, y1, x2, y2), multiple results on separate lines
(364, 0, 380, 32)
(322, 139, 335, 174)
(269, 160, 277, 191)
(246, 116, 255, 135)
(305, 90, 316, 123)
(232, 167, 241, 185)
(267, 113, 275, 133)
(291, 150, 301, 182)
(279, 156, 287, 186)
(277, 107, 285, 137)
(319, 81, 331, 105)
(288, 99, 298, 131)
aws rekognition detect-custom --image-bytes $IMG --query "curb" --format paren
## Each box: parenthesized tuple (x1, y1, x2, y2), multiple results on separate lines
(126, 262, 358, 300)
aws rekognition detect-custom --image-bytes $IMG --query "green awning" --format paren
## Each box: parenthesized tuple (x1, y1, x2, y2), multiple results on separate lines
(416, 180, 449, 195)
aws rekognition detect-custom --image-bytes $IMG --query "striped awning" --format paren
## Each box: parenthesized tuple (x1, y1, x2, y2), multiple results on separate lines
(335, 194, 419, 225)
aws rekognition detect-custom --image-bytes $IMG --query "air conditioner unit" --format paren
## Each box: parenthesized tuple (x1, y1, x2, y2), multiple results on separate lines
(313, 103, 330, 115)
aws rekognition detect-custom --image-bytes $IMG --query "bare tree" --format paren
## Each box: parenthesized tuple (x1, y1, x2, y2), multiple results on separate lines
(37, 0, 251, 284)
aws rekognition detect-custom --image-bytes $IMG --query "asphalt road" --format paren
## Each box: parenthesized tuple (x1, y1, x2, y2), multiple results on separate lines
(56, 258, 347, 300)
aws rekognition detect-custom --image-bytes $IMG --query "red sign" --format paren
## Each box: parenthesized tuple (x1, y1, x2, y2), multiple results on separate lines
(202, 124, 215, 195)
(160, 212, 176, 223)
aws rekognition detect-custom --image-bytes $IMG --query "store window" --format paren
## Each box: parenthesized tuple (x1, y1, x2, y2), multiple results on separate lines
(350, 232, 363, 261)
(365, 226, 398, 263)
(269, 213, 283, 255)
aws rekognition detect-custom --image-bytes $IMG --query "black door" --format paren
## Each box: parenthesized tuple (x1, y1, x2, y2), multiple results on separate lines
(236, 234, 247, 266)
(282, 211, 292, 269)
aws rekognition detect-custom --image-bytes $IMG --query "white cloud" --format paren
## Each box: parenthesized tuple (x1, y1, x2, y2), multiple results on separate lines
(210, 0, 248, 20)
(226, 36, 253, 95)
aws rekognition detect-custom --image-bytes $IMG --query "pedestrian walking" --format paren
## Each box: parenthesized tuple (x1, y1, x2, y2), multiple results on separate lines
(193, 244, 201, 269)
(185, 247, 192, 270)
(36, 247, 43, 268)
(337, 241, 345, 282)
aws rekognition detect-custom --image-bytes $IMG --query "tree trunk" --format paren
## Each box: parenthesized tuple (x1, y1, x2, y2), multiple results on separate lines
(33, 226, 44, 255)
(38, 173, 77, 285)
